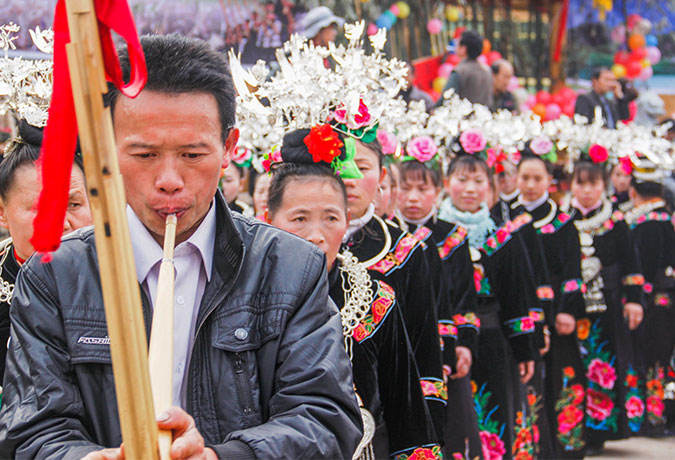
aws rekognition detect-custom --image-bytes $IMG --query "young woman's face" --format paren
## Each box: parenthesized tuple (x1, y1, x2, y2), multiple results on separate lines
(445, 165, 490, 213)
(517, 159, 551, 203)
(374, 171, 393, 218)
(268, 178, 348, 270)
(571, 173, 605, 210)
(253, 173, 272, 215)
(495, 161, 518, 197)
(342, 142, 385, 219)
(610, 164, 632, 194)
(221, 163, 242, 204)
(397, 174, 441, 221)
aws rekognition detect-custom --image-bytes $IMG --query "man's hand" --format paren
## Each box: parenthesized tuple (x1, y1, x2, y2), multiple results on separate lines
(624, 302, 644, 330)
(555, 313, 576, 336)
(451, 346, 473, 379)
(539, 326, 551, 356)
(612, 81, 624, 99)
(519, 360, 535, 384)
(81, 407, 218, 460)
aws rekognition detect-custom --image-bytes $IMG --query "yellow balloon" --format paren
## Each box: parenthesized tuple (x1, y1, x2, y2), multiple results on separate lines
(446, 6, 460, 22)
(432, 77, 448, 94)
(396, 2, 411, 19)
(641, 58, 651, 68)
(611, 63, 626, 79)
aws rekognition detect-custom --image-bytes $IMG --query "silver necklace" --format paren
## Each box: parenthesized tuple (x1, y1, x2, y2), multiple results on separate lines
(532, 199, 557, 229)
(0, 244, 15, 304)
(624, 200, 666, 226)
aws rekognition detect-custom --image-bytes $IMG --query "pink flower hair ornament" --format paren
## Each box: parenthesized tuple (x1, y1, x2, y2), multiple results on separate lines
(458, 128, 487, 154)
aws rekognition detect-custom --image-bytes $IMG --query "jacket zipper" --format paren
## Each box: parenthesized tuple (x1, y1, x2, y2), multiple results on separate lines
(233, 352, 254, 416)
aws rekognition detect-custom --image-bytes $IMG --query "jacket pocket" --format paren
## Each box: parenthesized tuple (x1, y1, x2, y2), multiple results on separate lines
(61, 305, 112, 364)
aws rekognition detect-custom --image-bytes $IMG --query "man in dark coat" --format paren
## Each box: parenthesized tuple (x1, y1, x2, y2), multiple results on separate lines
(574, 67, 630, 129)
(0, 34, 363, 460)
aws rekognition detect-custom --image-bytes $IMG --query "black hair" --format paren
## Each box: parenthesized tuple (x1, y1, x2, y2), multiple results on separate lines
(108, 34, 236, 143)
(268, 129, 348, 217)
(590, 66, 611, 81)
(446, 154, 491, 179)
(572, 161, 608, 186)
(0, 120, 84, 201)
(460, 30, 484, 60)
(399, 159, 443, 188)
(631, 177, 663, 199)
(354, 137, 384, 169)
(517, 143, 554, 175)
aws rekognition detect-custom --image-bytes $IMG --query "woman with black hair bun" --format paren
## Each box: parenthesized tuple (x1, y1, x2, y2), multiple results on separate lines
(436, 137, 539, 460)
(267, 128, 441, 460)
(0, 120, 92, 384)
(566, 152, 645, 455)
(509, 141, 588, 459)
(624, 160, 675, 438)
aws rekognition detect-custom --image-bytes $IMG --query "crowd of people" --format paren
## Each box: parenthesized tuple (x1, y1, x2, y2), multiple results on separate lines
(0, 8, 674, 460)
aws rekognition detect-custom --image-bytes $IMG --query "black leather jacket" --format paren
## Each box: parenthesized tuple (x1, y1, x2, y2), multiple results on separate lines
(0, 193, 363, 459)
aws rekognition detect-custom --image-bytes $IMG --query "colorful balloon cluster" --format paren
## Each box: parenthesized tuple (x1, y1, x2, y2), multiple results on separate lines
(373, 2, 410, 31)
(429, 39, 503, 100)
(521, 87, 578, 121)
(611, 14, 659, 81)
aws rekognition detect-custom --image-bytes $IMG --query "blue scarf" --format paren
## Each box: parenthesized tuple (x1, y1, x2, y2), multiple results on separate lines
(438, 198, 497, 248)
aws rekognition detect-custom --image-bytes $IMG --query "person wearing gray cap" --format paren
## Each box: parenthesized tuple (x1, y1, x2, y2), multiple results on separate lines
(300, 6, 344, 48)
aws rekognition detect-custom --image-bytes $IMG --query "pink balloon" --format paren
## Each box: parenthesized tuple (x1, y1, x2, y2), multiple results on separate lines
(427, 19, 442, 35)
(545, 103, 562, 121)
(438, 63, 454, 78)
(389, 4, 400, 16)
(477, 55, 488, 66)
(507, 76, 519, 92)
(367, 23, 378, 36)
(646, 46, 661, 65)
(638, 65, 653, 81)
(524, 94, 536, 109)
(611, 25, 626, 44)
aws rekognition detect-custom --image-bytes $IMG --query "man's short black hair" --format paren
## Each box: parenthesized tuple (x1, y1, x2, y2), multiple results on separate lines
(460, 30, 484, 60)
(591, 66, 611, 81)
(108, 34, 236, 143)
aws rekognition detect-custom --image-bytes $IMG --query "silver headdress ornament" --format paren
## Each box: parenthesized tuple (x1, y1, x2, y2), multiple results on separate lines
(230, 22, 408, 171)
(0, 23, 53, 128)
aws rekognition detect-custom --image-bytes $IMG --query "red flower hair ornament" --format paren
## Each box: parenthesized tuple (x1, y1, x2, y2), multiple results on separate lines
(304, 124, 344, 164)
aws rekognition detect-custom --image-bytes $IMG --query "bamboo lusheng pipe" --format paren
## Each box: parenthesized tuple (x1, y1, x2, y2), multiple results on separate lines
(148, 214, 177, 460)
(64, 0, 159, 457)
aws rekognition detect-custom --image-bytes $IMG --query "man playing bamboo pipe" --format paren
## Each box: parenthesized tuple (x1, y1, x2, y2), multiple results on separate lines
(0, 34, 362, 460)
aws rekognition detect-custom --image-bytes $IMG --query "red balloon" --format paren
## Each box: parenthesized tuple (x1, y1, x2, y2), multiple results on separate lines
(536, 90, 552, 106)
(630, 47, 647, 61)
(563, 102, 575, 118)
(559, 86, 576, 101)
(627, 14, 641, 31)
(614, 50, 630, 66)
(626, 60, 643, 78)
(486, 50, 502, 65)
(552, 92, 566, 107)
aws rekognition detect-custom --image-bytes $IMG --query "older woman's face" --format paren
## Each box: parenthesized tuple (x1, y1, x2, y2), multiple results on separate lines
(0, 164, 92, 261)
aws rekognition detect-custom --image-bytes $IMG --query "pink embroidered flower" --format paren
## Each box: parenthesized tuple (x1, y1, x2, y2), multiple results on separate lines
(232, 146, 252, 165)
(625, 395, 645, 419)
(558, 405, 584, 434)
(643, 283, 653, 294)
(570, 384, 585, 405)
(333, 98, 372, 130)
(421, 380, 437, 397)
(589, 144, 609, 164)
(459, 129, 487, 154)
(530, 136, 553, 156)
(407, 136, 438, 162)
(438, 323, 451, 335)
(261, 150, 282, 172)
(407, 447, 438, 460)
(587, 358, 617, 390)
(474, 267, 484, 293)
(647, 395, 665, 417)
(479, 431, 506, 460)
(559, 213, 571, 224)
(352, 324, 367, 342)
(521, 317, 535, 331)
(377, 129, 398, 155)
(540, 224, 555, 234)
(586, 388, 614, 421)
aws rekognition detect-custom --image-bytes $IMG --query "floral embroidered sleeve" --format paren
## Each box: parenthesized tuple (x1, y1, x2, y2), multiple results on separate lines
(375, 290, 442, 458)
(438, 229, 480, 355)
(614, 219, 645, 305)
(631, 220, 668, 295)
(484, 224, 538, 362)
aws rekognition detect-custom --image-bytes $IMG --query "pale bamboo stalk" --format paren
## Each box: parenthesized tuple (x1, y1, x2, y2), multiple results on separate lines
(64, 0, 159, 458)
(148, 215, 177, 460)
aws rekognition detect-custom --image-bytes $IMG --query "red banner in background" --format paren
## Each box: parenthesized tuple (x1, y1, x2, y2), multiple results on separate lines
(31, 0, 147, 255)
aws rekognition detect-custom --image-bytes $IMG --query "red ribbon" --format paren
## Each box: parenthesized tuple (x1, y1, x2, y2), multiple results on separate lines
(31, 0, 147, 255)
(554, 0, 569, 62)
